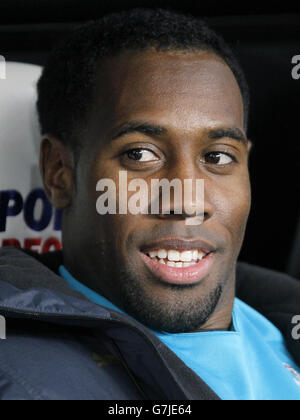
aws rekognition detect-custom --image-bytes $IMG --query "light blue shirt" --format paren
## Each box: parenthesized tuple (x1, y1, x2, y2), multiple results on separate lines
(59, 265, 300, 400)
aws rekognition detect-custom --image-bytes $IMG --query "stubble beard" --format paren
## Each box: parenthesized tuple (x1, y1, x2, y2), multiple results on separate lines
(115, 267, 224, 333)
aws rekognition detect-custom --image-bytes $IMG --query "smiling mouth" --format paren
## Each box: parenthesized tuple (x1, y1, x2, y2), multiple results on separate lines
(145, 248, 210, 268)
(140, 244, 215, 286)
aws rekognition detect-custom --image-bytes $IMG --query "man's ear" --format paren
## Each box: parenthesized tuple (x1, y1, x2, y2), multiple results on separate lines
(40, 136, 75, 210)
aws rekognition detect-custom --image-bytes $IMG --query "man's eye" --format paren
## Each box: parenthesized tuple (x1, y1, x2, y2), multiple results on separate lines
(125, 149, 159, 162)
(204, 152, 235, 166)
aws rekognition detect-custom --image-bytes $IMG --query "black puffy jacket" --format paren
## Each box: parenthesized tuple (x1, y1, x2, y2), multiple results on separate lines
(0, 247, 299, 400)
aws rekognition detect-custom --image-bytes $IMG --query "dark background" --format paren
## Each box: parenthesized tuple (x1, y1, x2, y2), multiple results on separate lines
(0, 0, 299, 277)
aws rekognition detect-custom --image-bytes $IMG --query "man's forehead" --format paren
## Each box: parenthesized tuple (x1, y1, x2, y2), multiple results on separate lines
(96, 49, 239, 93)
(91, 49, 244, 134)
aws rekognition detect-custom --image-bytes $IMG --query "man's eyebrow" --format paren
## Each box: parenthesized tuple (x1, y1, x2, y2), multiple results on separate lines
(111, 121, 167, 140)
(110, 121, 248, 146)
(208, 127, 248, 145)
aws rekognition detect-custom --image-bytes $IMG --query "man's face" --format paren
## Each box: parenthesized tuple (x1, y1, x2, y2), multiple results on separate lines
(61, 50, 251, 333)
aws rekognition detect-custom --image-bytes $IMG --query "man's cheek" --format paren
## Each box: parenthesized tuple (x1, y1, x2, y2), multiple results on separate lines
(228, 192, 251, 245)
(103, 214, 137, 254)
(217, 185, 251, 233)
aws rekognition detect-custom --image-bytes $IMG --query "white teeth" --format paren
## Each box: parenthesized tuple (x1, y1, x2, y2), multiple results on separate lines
(183, 262, 197, 267)
(159, 260, 198, 268)
(168, 250, 180, 261)
(175, 262, 183, 268)
(180, 251, 193, 262)
(147, 248, 208, 266)
(157, 249, 167, 259)
(149, 251, 157, 258)
(167, 261, 176, 267)
(198, 251, 206, 260)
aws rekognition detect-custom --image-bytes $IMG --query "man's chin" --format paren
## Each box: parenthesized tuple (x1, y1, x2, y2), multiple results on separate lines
(118, 268, 223, 333)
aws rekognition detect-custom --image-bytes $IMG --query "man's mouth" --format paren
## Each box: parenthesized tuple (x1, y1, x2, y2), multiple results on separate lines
(145, 248, 209, 268)
(140, 239, 216, 286)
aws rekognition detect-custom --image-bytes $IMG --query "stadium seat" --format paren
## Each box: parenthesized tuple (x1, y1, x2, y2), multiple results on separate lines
(0, 62, 62, 253)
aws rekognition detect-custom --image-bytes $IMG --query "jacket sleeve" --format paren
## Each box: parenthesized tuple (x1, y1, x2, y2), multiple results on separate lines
(0, 367, 39, 400)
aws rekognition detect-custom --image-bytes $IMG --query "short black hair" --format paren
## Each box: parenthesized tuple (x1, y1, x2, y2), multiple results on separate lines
(37, 8, 250, 151)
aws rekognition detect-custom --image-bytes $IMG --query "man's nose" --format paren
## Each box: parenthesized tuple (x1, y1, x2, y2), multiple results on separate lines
(154, 161, 215, 224)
